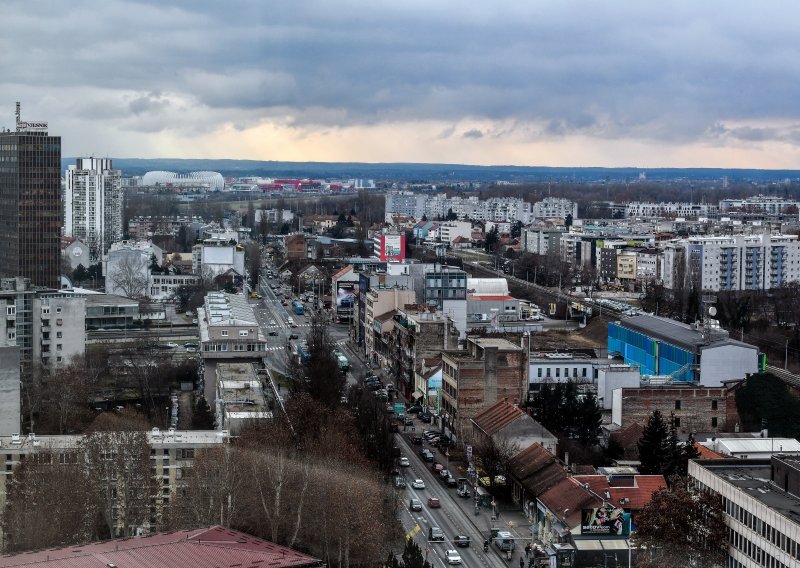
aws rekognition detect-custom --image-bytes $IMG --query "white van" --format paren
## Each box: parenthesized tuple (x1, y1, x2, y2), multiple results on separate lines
(287, 317, 295, 326)
(494, 531, 515, 551)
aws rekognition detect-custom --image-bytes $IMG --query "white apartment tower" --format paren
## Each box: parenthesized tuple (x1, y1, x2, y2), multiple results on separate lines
(64, 158, 123, 260)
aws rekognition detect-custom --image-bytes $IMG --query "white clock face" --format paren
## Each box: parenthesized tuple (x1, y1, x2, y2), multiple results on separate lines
(73, 248, 83, 257)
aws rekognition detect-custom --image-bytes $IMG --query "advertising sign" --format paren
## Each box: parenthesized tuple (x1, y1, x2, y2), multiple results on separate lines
(380, 234, 405, 262)
(581, 507, 630, 535)
(335, 282, 356, 308)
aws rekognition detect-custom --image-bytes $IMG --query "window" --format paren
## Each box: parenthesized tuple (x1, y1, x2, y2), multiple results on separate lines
(711, 400, 718, 410)
(221, 329, 228, 337)
(6, 306, 14, 316)
(555, 368, 560, 378)
(537, 368, 542, 378)
(239, 330, 249, 337)
(582, 368, 587, 377)
(675, 400, 682, 410)
(56, 331, 62, 338)
(674, 417, 681, 427)
(712, 417, 718, 428)
(55, 307, 62, 314)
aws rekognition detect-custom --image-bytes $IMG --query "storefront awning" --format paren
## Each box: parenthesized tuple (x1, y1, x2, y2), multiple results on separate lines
(411, 391, 424, 401)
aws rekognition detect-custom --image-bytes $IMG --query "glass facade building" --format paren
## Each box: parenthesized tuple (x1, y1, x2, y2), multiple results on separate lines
(0, 128, 62, 289)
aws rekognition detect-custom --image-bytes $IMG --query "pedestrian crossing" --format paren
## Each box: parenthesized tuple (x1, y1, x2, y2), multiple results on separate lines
(405, 524, 421, 541)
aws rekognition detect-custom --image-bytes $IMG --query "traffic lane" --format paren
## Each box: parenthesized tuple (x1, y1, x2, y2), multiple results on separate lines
(397, 435, 498, 567)
(402, 482, 488, 568)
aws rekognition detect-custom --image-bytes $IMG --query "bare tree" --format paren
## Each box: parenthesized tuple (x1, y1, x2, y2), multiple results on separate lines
(81, 429, 154, 538)
(2, 451, 96, 552)
(108, 253, 149, 298)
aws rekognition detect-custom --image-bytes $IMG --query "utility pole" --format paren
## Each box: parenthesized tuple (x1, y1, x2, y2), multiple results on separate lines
(785, 339, 789, 370)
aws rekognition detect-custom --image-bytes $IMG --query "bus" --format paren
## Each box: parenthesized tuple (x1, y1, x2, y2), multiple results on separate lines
(334, 351, 350, 372)
(292, 300, 305, 315)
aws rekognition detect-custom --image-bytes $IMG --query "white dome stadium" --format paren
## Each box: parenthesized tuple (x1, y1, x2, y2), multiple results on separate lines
(142, 170, 225, 191)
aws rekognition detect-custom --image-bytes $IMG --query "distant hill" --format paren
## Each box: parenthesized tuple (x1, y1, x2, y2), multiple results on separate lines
(60, 157, 800, 183)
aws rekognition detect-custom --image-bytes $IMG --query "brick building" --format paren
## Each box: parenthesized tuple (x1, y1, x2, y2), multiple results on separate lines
(284, 233, 306, 261)
(611, 385, 728, 434)
(441, 335, 529, 439)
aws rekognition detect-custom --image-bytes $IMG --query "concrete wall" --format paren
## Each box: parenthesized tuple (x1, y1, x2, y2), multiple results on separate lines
(597, 367, 641, 410)
(0, 348, 20, 434)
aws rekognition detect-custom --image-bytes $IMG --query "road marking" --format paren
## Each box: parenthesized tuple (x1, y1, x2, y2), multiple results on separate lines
(406, 524, 421, 540)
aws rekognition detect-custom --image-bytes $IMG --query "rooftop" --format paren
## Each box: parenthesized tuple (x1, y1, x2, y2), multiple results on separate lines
(470, 337, 522, 351)
(201, 292, 260, 328)
(0, 526, 321, 568)
(617, 314, 745, 352)
(696, 459, 800, 527)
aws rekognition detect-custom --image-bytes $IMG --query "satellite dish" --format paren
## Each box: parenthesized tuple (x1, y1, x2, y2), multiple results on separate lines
(708, 306, 717, 317)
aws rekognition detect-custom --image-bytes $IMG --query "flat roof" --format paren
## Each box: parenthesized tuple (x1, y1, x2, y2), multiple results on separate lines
(618, 314, 755, 353)
(471, 337, 522, 351)
(698, 460, 800, 526)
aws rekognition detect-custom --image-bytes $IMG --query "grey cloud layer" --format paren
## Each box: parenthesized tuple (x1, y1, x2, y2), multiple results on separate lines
(2, 0, 799, 147)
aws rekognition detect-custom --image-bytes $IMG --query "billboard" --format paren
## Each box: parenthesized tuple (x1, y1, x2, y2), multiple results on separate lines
(581, 507, 630, 536)
(335, 282, 357, 309)
(380, 234, 406, 262)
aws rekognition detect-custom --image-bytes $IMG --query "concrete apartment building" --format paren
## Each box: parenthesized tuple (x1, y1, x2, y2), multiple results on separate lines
(0, 105, 61, 288)
(690, 456, 800, 568)
(199, 292, 267, 405)
(0, 277, 86, 373)
(532, 197, 578, 220)
(624, 201, 718, 219)
(661, 234, 800, 292)
(64, 158, 122, 259)
(379, 308, 459, 400)
(523, 228, 563, 255)
(441, 335, 528, 439)
(363, 285, 416, 363)
(0, 429, 230, 540)
(719, 195, 800, 214)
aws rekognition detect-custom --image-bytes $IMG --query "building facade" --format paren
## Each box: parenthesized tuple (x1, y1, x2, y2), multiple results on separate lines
(0, 106, 61, 288)
(64, 158, 122, 259)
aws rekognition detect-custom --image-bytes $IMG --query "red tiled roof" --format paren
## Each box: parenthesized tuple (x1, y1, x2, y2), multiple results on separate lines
(0, 526, 321, 568)
(452, 236, 471, 243)
(539, 477, 603, 528)
(695, 443, 727, 459)
(572, 475, 667, 511)
(472, 400, 523, 436)
(610, 422, 644, 450)
(506, 443, 566, 496)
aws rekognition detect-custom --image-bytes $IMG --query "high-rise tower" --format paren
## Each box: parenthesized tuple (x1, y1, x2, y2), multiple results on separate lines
(65, 157, 122, 259)
(0, 103, 61, 288)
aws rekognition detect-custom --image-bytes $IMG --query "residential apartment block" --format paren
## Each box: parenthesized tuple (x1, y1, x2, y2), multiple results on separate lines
(531, 197, 578, 220)
(624, 201, 718, 219)
(64, 158, 122, 259)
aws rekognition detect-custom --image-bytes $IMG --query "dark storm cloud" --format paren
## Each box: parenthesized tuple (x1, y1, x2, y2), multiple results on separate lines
(2, 0, 800, 147)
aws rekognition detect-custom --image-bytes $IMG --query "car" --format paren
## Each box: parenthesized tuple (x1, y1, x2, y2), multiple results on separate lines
(423, 430, 439, 439)
(411, 479, 425, 490)
(422, 450, 434, 462)
(432, 463, 444, 475)
(445, 476, 458, 488)
(453, 535, 471, 548)
(396, 411, 405, 421)
(406, 405, 422, 414)
(412, 435, 423, 445)
(409, 498, 422, 511)
(164, 342, 179, 349)
(399, 457, 410, 467)
(185, 345, 197, 352)
(419, 413, 432, 423)
(428, 527, 445, 542)
(184, 342, 199, 349)
(192, 318, 199, 324)
(289, 333, 299, 340)
(440, 469, 452, 480)
(427, 497, 440, 508)
(445, 550, 462, 564)
(269, 319, 276, 325)
(403, 416, 413, 426)
(268, 331, 279, 336)
(394, 476, 407, 489)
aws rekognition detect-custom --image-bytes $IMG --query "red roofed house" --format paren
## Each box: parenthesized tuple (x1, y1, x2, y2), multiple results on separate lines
(0, 526, 322, 568)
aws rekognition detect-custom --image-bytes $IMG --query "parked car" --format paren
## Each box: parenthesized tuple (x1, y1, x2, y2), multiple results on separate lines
(409, 498, 422, 511)
(453, 535, 471, 548)
(411, 479, 425, 489)
(399, 457, 410, 467)
(412, 435, 423, 445)
(406, 405, 422, 414)
(394, 476, 407, 489)
(268, 331, 279, 336)
(421, 449, 434, 462)
(440, 469, 453, 480)
(432, 463, 444, 475)
(419, 413, 433, 423)
(403, 416, 413, 426)
(427, 497, 441, 508)
(445, 475, 458, 488)
(445, 550, 462, 564)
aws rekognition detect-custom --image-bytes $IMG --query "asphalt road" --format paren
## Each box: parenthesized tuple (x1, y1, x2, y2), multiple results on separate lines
(395, 427, 507, 568)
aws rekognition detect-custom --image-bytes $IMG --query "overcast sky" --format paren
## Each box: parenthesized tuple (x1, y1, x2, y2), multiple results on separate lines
(2, 1, 799, 168)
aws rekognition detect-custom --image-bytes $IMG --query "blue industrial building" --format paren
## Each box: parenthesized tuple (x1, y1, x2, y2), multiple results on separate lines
(608, 314, 760, 385)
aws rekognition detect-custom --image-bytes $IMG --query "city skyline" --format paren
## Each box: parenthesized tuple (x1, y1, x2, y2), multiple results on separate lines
(2, 1, 800, 169)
